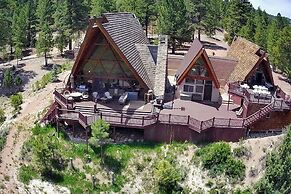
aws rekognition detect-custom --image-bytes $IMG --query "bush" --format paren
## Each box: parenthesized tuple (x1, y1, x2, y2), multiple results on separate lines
(15, 75, 23, 86)
(196, 142, 231, 174)
(155, 159, 182, 193)
(0, 128, 9, 152)
(255, 127, 291, 193)
(0, 108, 5, 124)
(225, 158, 245, 180)
(233, 146, 250, 158)
(196, 142, 246, 180)
(3, 69, 13, 88)
(19, 165, 38, 184)
(10, 93, 23, 113)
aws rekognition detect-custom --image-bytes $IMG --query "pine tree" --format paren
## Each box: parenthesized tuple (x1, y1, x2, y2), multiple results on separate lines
(186, 0, 207, 40)
(224, 0, 253, 44)
(67, 0, 89, 50)
(36, 0, 54, 66)
(254, 9, 268, 49)
(275, 26, 291, 78)
(90, 0, 116, 17)
(239, 18, 255, 41)
(157, 0, 190, 54)
(53, 0, 71, 54)
(266, 20, 279, 65)
(116, 0, 156, 37)
(12, 3, 29, 65)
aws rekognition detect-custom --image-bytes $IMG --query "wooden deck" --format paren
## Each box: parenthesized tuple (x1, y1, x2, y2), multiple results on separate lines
(50, 89, 290, 133)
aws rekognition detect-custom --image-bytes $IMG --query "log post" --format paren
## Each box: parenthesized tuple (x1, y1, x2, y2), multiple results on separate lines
(212, 117, 215, 127)
(168, 114, 171, 123)
(142, 116, 144, 126)
(187, 115, 190, 124)
(228, 118, 231, 127)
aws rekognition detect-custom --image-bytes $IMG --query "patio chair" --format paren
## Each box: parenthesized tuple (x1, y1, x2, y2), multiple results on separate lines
(104, 91, 113, 101)
(81, 92, 89, 101)
(64, 90, 71, 99)
(92, 92, 100, 101)
(119, 92, 128, 105)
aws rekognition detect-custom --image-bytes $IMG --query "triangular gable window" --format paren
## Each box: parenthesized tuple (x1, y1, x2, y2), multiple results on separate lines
(188, 57, 209, 77)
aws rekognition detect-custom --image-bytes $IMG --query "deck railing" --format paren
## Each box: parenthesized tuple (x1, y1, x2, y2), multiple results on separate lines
(53, 88, 289, 132)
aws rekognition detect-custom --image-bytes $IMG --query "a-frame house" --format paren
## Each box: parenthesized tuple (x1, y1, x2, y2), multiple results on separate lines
(68, 13, 167, 100)
(175, 39, 220, 102)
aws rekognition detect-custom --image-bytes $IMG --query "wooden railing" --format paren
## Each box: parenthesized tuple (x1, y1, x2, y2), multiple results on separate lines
(52, 87, 290, 132)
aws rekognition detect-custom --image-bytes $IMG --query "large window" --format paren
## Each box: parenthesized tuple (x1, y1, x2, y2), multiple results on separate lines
(189, 58, 209, 77)
(183, 85, 194, 92)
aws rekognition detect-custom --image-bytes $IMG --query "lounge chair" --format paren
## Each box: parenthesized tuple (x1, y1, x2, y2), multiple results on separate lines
(119, 92, 128, 104)
(104, 91, 113, 101)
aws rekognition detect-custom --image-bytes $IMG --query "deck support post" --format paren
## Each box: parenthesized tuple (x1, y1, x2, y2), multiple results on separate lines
(187, 115, 190, 124)
(212, 117, 215, 127)
(242, 119, 245, 128)
(113, 127, 116, 142)
(86, 127, 89, 153)
(200, 121, 203, 130)
(121, 113, 123, 124)
(142, 116, 144, 126)
(168, 114, 171, 123)
(227, 94, 230, 110)
(56, 118, 59, 137)
(228, 118, 231, 127)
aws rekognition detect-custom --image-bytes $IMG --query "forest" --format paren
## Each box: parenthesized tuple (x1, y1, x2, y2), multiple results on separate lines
(0, 0, 290, 77)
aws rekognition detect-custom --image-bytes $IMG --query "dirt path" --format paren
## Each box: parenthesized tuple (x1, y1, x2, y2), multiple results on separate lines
(0, 71, 69, 193)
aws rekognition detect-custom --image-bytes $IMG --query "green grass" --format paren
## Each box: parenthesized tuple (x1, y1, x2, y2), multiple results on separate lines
(0, 128, 9, 152)
(18, 165, 38, 184)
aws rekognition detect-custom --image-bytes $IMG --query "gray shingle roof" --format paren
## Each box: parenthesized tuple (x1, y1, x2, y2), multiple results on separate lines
(102, 13, 153, 89)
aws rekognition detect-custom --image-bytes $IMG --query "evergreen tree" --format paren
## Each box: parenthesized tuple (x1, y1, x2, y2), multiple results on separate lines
(67, 0, 89, 50)
(254, 8, 268, 49)
(275, 26, 291, 78)
(116, 0, 157, 37)
(53, 0, 71, 54)
(276, 13, 289, 30)
(26, 0, 38, 48)
(157, 0, 190, 54)
(36, 0, 54, 66)
(239, 18, 255, 41)
(266, 20, 279, 65)
(90, 0, 116, 17)
(12, 3, 30, 64)
(224, 0, 253, 44)
(186, 0, 207, 40)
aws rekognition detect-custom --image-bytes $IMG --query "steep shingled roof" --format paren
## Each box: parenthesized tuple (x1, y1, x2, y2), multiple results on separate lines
(209, 56, 238, 87)
(102, 13, 153, 89)
(176, 38, 203, 79)
(176, 38, 220, 88)
(227, 37, 261, 82)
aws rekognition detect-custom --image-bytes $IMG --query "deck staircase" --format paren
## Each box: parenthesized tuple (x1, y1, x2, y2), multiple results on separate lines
(41, 102, 58, 123)
(244, 100, 275, 127)
(75, 105, 95, 116)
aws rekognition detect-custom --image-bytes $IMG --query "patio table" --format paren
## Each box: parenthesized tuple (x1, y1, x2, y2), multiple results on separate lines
(70, 92, 82, 100)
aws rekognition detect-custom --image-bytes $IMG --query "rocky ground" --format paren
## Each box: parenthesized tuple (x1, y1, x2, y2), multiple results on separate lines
(0, 55, 71, 193)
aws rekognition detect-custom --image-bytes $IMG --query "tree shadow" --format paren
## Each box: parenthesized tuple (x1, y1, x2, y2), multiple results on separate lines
(0, 65, 37, 96)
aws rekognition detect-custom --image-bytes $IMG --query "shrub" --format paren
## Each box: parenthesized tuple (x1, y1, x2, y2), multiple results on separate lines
(155, 159, 182, 193)
(0, 128, 9, 151)
(196, 142, 246, 180)
(233, 146, 250, 158)
(19, 165, 38, 184)
(225, 158, 245, 180)
(255, 127, 291, 193)
(0, 108, 5, 124)
(15, 75, 22, 86)
(196, 142, 231, 174)
(3, 69, 13, 88)
(10, 93, 23, 113)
